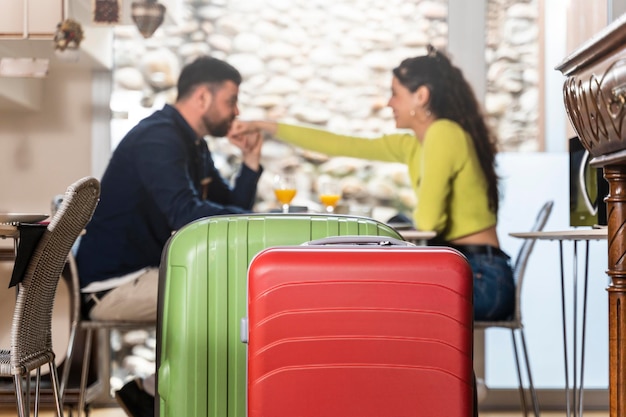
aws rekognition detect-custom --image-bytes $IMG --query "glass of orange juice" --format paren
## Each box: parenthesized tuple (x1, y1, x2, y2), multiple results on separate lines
(318, 178, 341, 213)
(273, 174, 297, 213)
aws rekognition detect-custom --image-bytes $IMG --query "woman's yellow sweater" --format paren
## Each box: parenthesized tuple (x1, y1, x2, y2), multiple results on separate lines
(275, 119, 496, 241)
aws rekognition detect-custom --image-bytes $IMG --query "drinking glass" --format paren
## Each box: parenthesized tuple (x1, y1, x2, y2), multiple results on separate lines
(318, 179, 341, 213)
(273, 174, 297, 213)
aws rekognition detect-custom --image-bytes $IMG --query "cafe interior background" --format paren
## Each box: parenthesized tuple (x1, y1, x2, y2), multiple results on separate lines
(0, 0, 620, 411)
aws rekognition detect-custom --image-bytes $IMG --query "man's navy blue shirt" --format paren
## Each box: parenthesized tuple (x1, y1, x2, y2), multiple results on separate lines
(77, 105, 262, 287)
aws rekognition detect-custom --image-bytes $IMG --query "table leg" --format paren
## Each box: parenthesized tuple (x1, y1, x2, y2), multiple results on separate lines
(603, 165, 626, 417)
(559, 241, 572, 417)
(558, 240, 592, 417)
(578, 241, 590, 417)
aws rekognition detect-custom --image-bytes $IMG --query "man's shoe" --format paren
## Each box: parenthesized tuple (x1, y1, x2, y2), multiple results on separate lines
(115, 378, 155, 417)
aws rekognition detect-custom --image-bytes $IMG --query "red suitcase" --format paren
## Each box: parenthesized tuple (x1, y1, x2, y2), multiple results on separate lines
(244, 237, 474, 417)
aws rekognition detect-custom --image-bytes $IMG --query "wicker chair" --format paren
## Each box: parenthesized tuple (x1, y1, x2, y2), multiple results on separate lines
(475, 200, 554, 417)
(51, 197, 155, 416)
(0, 176, 100, 417)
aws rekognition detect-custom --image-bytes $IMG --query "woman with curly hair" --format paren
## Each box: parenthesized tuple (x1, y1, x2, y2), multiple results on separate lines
(229, 46, 513, 321)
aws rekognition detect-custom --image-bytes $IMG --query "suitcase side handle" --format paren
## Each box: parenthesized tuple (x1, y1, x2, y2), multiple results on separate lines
(241, 317, 248, 343)
(302, 235, 414, 247)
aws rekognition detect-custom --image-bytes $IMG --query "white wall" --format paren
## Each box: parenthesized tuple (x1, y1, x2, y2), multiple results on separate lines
(490, 152, 608, 389)
(0, 67, 97, 362)
(543, 0, 569, 152)
(0, 68, 94, 214)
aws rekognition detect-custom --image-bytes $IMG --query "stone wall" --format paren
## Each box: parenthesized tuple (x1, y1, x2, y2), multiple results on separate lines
(486, 0, 539, 152)
(112, 0, 539, 216)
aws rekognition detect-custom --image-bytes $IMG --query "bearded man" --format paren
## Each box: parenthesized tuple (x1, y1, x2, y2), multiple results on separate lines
(75, 56, 262, 417)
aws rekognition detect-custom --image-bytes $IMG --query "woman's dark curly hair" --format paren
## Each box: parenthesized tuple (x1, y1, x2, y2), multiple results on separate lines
(392, 45, 500, 214)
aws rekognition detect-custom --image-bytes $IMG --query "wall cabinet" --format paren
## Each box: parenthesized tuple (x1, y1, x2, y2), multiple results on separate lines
(0, 0, 64, 38)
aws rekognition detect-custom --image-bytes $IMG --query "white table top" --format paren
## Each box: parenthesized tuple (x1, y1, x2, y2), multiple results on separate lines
(510, 228, 608, 241)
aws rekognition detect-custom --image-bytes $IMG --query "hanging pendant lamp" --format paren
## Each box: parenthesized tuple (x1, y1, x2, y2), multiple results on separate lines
(131, 0, 166, 38)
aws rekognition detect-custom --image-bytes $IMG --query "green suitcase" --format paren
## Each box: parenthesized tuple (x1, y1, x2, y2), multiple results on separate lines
(156, 213, 403, 417)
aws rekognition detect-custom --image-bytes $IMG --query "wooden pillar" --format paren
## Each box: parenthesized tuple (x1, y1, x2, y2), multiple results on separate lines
(604, 165, 626, 417)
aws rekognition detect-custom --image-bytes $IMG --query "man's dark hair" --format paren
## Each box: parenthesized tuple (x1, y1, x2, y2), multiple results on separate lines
(176, 56, 242, 101)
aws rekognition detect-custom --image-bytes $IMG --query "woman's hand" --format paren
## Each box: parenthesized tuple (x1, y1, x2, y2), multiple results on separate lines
(228, 120, 279, 138)
(228, 120, 257, 139)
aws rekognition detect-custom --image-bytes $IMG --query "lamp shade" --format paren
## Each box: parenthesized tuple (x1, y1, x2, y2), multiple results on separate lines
(131, 1, 166, 38)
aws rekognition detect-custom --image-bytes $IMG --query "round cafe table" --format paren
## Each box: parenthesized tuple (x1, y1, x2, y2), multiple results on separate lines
(510, 228, 608, 417)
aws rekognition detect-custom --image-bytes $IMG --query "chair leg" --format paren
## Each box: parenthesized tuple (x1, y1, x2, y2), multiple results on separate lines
(49, 361, 65, 417)
(25, 375, 31, 417)
(519, 328, 540, 417)
(14, 375, 27, 417)
(78, 328, 94, 417)
(34, 368, 41, 417)
(510, 330, 529, 417)
(60, 319, 79, 403)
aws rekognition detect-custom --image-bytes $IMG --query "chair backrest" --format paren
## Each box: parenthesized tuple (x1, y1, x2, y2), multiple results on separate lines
(11, 177, 100, 369)
(510, 200, 554, 323)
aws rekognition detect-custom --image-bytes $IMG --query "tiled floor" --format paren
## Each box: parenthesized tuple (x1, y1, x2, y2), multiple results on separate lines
(0, 407, 610, 416)
(0, 407, 126, 416)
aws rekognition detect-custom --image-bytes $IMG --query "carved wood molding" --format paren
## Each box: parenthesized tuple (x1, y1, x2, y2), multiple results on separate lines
(563, 55, 626, 159)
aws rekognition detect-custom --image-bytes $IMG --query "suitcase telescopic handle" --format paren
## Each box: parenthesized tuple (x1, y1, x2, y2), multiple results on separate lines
(302, 235, 415, 247)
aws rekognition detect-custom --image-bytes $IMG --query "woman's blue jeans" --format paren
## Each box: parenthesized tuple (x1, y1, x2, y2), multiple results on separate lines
(466, 251, 515, 321)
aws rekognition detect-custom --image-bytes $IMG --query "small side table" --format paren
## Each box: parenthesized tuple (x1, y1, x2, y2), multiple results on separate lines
(510, 228, 608, 417)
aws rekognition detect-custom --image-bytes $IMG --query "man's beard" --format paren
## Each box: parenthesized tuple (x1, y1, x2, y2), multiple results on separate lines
(203, 113, 233, 138)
